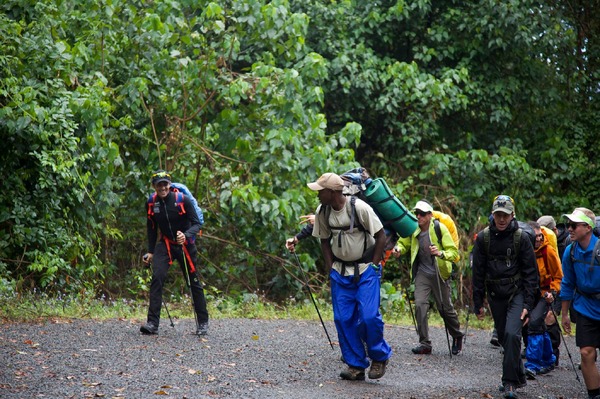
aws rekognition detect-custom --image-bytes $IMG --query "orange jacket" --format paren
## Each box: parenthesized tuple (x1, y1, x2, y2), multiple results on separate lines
(534, 228, 563, 295)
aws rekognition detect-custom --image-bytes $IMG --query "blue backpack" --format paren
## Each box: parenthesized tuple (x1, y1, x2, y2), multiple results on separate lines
(147, 182, 204, 226)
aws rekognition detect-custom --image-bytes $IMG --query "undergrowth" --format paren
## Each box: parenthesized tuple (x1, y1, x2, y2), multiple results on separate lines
(0, 285, 493, 332)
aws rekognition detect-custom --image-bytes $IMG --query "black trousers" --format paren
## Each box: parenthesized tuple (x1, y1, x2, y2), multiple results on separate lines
(489, 291, 527, 386)
(147, 241, 209, 327)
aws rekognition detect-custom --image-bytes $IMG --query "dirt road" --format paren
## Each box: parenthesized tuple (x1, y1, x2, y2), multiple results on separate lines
(0, 317, 587, 398)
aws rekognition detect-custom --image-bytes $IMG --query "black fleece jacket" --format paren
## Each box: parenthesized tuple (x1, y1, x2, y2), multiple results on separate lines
(147, 191, 202, 253)
(472, 218, 539, 312)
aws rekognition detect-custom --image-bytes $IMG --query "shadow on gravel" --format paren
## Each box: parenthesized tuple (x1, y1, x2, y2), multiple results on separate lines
(0, 318, 587, 399)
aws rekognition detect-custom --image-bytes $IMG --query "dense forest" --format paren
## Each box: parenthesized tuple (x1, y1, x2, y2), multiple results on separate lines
(1, 0, 598, 306)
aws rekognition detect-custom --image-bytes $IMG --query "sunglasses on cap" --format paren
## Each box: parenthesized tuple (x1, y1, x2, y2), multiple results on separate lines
(151, 171, 171, 180)
(494, 194, 515, 205)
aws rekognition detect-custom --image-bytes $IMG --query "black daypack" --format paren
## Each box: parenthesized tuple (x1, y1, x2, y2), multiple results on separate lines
(555, 222, 571, 259)
(482, 220, 535, 258)
(482, 221, 534, 300)
(568, 236, 600, 271)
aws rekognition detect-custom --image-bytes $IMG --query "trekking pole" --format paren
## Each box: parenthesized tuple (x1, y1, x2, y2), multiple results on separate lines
(163, 300, 175, 328)
(463, 304, 470, 345)
(292, 252, 335, 350)
(182, 250, 201, 334)
(549, 306, 582, 383)
(434, 262, 453, 358)
(404, 288, 419, 337)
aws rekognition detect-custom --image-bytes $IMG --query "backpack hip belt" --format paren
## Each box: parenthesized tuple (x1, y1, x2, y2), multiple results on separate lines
(485, 274, 521, 286)
(485, 274, 521, 302)
(333, 258, 362, 283)
(575, 288, 600, 300)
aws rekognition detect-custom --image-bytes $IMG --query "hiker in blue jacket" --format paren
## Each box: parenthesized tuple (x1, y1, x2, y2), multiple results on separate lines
(560, 207, 600, 399)
(309, 172, 392, 381)
(141, 170, 209, 336)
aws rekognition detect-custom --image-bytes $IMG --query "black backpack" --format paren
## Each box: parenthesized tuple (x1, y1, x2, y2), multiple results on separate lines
(482, 220, 535, 262)
(568, 228, 600, 269)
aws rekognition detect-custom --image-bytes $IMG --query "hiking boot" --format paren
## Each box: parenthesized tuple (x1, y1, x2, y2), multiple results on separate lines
(452, 335, 463, 355)
(499, 381, 526, 392)
(490, 330, 500, 347)
(339, 366, 365, 381)
(503, 383, 518, 399)
(368, 360, 388, 379)
(411, 345, 432, 355)
(140, 322, 158, 335)
(525, 368, 536, 380)
(196, 322, 208, 336)
(539, 365, 554, 374)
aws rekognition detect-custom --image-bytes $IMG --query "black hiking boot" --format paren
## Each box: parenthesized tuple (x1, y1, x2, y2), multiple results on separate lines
(503, 383, 518, 399)
(539, 365, 554, 374)
(196, 322, 208, 336)
(490, 329, 500, 347)
(525, 368, 536, 380)
(452, 335, 463, 355)
(411, 344, 432, 355)
(140, 322, 158, 335)
(499, 381, 526, 392)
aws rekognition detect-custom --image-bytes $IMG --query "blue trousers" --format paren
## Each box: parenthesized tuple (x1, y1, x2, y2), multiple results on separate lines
(524, 298, 556, 371)
(525, 332, 556, 372)
(330, 265, 392, 370)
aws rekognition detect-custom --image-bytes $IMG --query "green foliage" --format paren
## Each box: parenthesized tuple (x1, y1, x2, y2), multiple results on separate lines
(1, 0, 599, 311)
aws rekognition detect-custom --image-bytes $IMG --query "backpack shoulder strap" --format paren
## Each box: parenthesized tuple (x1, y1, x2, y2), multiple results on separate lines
(514, 228, 522, 259)
(483, 226, 490, 256)
(349, 195, 357, 233)
(174, 191, 186, 215)
(568, 240, 600, 269)
(319, 204, 331, 225)
(147, 193, 158, 216)
(434, 219, 443, 249)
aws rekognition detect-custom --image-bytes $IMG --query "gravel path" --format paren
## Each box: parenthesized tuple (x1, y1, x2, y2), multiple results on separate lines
(0, 317, 589, 398)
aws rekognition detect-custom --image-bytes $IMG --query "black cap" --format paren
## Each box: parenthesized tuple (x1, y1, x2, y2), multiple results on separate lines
(151, 170, 171, 185)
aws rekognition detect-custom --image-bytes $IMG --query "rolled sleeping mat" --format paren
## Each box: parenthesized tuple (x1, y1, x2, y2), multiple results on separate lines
(363, 178, 418, 238)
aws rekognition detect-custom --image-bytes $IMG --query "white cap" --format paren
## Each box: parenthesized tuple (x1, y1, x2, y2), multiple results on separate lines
(414, 200, 433, 213)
